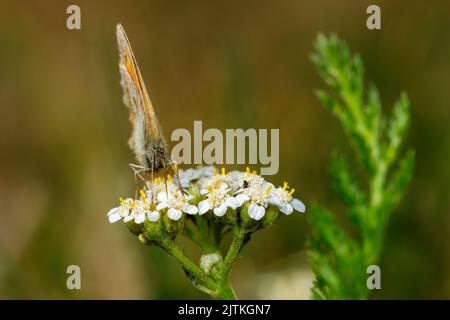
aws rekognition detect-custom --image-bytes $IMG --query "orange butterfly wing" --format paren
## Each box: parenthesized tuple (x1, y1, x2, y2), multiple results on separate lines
(116, 23, 164, 165)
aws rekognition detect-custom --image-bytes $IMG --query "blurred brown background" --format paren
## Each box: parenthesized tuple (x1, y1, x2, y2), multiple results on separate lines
(0, 0, 449, 299)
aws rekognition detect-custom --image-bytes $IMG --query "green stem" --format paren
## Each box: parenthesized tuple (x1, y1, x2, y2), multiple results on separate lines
(215, 278, 237, 300)
(161, 239, 217, 296)
(213, 226, 247, 300)
(365, 163, 387, 263)
(223, 227, 247, 275)
(160, 224, 247, 300)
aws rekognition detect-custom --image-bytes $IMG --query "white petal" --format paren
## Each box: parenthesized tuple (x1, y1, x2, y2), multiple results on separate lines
(191, 169, 202, 179)
(292, 198, 306, 213)
(224, 197, 239, 209)
(198, 200, 212, 215)
(147, 211, 160, 222)
(107, 207, 119, 217)
(156, 202, 168, 211)
(168, 208, 182, 221)
(218, 182, 229, 190)
(123, 213, 134, 223)
(183, 204, 198, 215)
(181, 180, 190, 189)
(157, 192, 168, 202)
(235, 194, 249, 206)
(135, 213, 146, 224)
(255, 206, 266, 220)
(108, 213, 122, 223)
(201, 166, 216, 177)
(213, 204, 227, 217)
(107, 209, 122, 223)
(200, 188, 209, 195)
(268, 196, 282, 206)
(248, 204, 265, 220)
(262, 182, 274, 190)
(184, 193, 194, 201)
(248, 203, 258, 219)
(280, 203, 293, 215)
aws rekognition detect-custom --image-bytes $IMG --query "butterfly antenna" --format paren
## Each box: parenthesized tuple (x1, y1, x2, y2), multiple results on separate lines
(170, 161, 188, 196)
(150, 160, 155, 204)
(129, 163, 146, 198)
(163, 165, 170, 199)
(132, 167, 138, 198)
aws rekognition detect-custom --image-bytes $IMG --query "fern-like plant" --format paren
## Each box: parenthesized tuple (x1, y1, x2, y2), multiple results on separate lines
(308, 34, 415, 299)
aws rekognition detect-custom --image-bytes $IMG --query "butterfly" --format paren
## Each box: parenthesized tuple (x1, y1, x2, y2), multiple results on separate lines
(116, 23, 175, 183)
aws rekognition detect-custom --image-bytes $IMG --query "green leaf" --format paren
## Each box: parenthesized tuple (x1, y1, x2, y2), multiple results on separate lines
(330, 152, 365, 207)
(329, 152, 367, 233)
(365, 84, 382, 136)
(308, 33, 415, 300)
(384, 149, 415, 215)
(385, 93, 411, 167)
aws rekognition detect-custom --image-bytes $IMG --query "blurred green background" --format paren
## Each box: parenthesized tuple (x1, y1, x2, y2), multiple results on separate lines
(0, 0, 449, 299)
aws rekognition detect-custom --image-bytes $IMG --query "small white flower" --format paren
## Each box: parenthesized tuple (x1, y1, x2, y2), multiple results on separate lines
(146, 177, 179, 196)
(156, 189, 198, 221)
(129, 189, 164, 224)
(235, 170, 273, 221)
(179, 167, 202, 188)
(245, 183, 273, 220)
(200, 253, 223, 275)
(132, 199, 149, 224)
(238, 167, 266, 189)
(268, 182, 306, 215)
(199, 168, 227, 191)
(224, 170, 247, 193)
(178, 166, 217, 190)
(107, 197, 134, 223)
(197, 168, 242, 217)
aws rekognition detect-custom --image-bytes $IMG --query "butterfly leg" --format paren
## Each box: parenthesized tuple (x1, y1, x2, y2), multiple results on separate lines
(129, 163, 147, 181)
(129, 163, 148, 197)
(169, 160, 188, 195)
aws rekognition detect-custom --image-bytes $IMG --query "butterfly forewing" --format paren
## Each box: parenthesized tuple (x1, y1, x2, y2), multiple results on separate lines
(116, 23, 168, 171)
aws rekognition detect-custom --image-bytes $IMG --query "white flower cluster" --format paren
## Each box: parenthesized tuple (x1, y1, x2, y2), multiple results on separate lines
(107, 166, 305, 225)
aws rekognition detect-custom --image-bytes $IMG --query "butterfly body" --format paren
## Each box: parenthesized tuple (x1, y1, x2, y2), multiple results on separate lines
(116, 23, 170, 177)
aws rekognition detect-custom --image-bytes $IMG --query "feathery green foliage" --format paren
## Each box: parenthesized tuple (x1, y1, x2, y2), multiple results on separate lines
(308, 34, 415, 299)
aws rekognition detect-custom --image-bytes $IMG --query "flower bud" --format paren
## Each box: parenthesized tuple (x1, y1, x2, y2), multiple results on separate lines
(218, 208, 237, 226)
(143, 218, 163, 242)
(126, 220, 143, 236)
(260, 205, 281, 229)
(138, 233, 152, 245)
(163, 214, 183, 240)
(200, 253, 223, 278)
